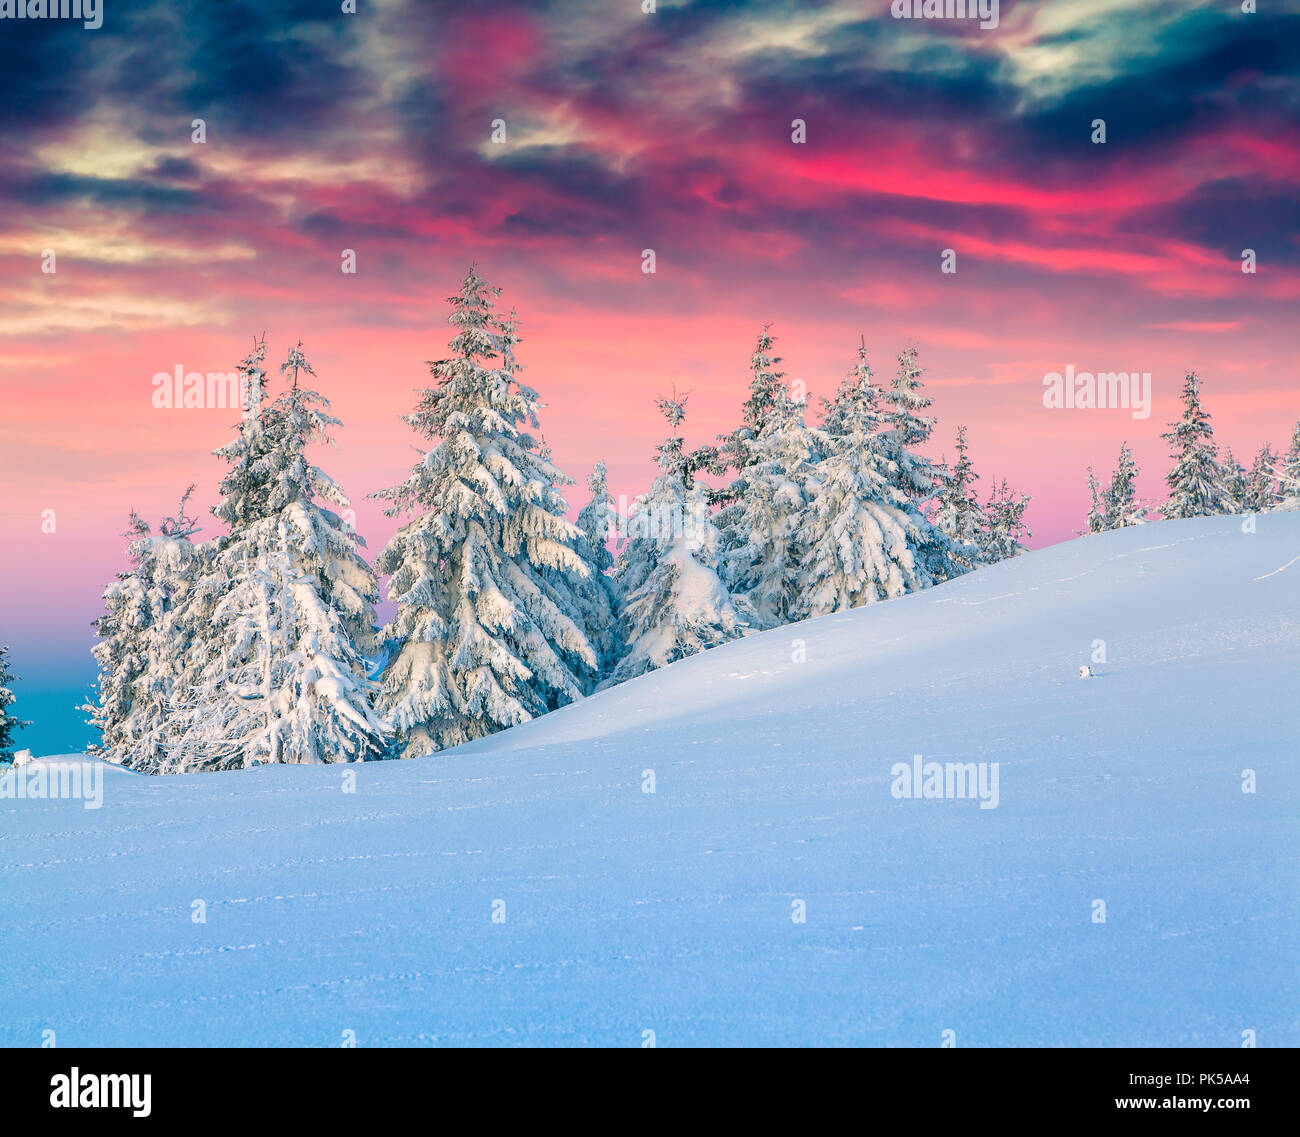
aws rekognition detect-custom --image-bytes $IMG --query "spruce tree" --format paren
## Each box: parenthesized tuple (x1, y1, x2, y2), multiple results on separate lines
(882, 345, 937, 503)
(1220, 448, 1249, 514)
(84, 494, 201, 769)
(721, 386, 822, 629)
(1084, 466, 1107, 534)
(1103, 442, 1147, 528)
(569, 461, 624, 684)
(372, 267, 595, 757)
(172, 342, 385, 770)
(879, 345, 965, 581)
(1245, 444, 1279, 514)
(1160, 372, 1230, 519)
(795, 352, 929, 617)
(0, 645, 30, 764)
(980, 479, 1032, 562)
(610, 394, 745, 683)
(1280, 422, 1300, 510)
(84, 512, 153, 762)
(718, 325, 788, 475)
(933, 425, 986, 566)
(716, 325, 790, 574)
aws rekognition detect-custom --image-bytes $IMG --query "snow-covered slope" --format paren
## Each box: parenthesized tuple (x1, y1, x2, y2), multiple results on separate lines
(2, 515, 1297, 1046)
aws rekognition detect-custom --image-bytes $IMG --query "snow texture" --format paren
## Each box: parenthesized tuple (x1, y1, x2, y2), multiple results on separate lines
(2, 514, 1297, 1046)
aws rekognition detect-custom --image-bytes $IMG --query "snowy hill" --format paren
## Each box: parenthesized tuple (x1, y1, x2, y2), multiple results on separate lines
(2, 514, 1297, 1047)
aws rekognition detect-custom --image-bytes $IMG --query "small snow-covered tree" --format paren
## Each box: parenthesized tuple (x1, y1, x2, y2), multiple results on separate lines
(877, 345, 967, 581)
(1220, 448, 1249, 513)
(1245, 443, 1280, 514)
(610, 393, 745, 683)
(171, 343, 385, 771)
(83, 492, 202, 769)
(795, 351, 929, 617)
(1084, 466, 1107, 534)
(722, 387, 822, 629)
(980, 479, 1032, 562)
(1103, 442, 1147, 528)
(716, 325, 791, 571)
(212, 337, 276, 530)
(933, 425, 986, 567)
(83, 512, 153, 762)
(718, 324, 788, 475)
(0, 645, 29, 764)
(1160, 372, 1230, 519)
(372, 268, 595, 757)
(882, 345, 937, 503)
(568, 461, 624, 684)
(1279, 422, 1300, 510)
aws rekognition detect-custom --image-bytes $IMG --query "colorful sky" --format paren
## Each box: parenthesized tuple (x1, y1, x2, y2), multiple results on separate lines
(2, 0, 1298, 754)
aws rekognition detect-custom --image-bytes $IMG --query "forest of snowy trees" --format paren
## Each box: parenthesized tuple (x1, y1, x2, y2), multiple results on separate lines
(28, 266, 1288, 773)
(1083, 370, 1300, 534)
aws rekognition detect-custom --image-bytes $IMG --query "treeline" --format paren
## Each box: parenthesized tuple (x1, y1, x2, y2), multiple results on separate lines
(1084, 372, 1300, 534)
(83, 266, 1032, 772)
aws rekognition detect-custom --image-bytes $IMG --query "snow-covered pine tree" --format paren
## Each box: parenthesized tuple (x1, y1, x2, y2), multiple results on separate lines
(882, 345, 937, 503)
(721, 386, 823, 630)
(877, 344, 968, 582)
(83, 512, 152, 762)
(1280, 422, 1300, 510)
(933, 425, 986, 567)
(171, 342, 385, 771)
(1160, 372, 1230, 519)
(609, 393, 745, 683)
(1084, 466, 1107, 534)
(1220, 448, 1249, 513)
(1103, 442, 1147, 528)
(372, 268, 595, 757)
(1244, 443, 1280, 514)
(718, 324, 788, 475)
(0, 644, 29, 764)
(212, 336, 277, 530)
(795, 350, 930, 617)
(83, 493, 202, 770)
(568, 460, 624, 683)
(715, 325, 791, 578)
(980, 479, 1032, 562)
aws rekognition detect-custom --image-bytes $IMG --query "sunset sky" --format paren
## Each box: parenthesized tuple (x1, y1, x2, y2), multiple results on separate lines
(2, 0, 1297, 753)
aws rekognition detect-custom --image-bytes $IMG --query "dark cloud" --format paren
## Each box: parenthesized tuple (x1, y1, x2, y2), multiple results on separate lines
(1131, 178, 1300, 266)
(0, 0, 1296, 272)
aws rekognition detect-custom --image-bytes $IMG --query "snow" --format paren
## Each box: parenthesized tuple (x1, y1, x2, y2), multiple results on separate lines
(2, 513, 1297, 1046)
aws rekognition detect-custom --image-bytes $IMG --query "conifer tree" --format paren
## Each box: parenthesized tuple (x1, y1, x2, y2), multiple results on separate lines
(980, 479, 1032, 562)
(610, 394, 744, 683)
(84, 491, 202, 769)
(1084, 466, 1107, 534)
(882, 345, 937, 504)
(1103, 442, 1147, 528)
(721, 387, 822, 629)
(569, 461, 624, 683)
(1245, 443, 1279, 514)
(795, 350, 929, 617)
(718, 325, 788, 475)
(84, 512, 153, 762)
(372, 267, 595, 756)
(933, 425, 986, 566)
(1279, 422, 1300, 510)
(716, 325, 791, 573)
(0, 645, 29, 764)
(1220, 448, 1249, 513)
(879, 345, 966, 581)
(171, 343, 385, 770)
(1160, 372, 1230, 519)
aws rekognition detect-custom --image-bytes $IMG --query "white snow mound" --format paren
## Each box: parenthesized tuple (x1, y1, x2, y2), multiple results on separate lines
(1, 514, 1297, 1046)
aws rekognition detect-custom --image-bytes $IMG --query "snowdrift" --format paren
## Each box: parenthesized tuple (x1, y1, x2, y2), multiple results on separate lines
(2, 514, 1297, 1046)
